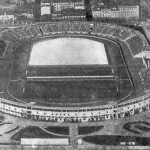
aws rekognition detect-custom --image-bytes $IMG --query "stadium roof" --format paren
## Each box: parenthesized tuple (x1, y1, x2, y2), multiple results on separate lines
(135, 51, 150, 58)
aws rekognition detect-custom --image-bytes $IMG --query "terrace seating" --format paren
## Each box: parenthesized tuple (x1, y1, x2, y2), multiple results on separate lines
(140, 67, 150, 90)
(126, 35, 144, 56)
(7, 31, 19, 41)
(19, 28, 30, 37)
(0, 93, 150, 123)
(8, 30, 20, 40)
(16, 28, 29, 38)
(23, 26, 35, 37)
(1, 22, 145, 56)
(0, 40, 6, 57)
(26, 27, 38, 36)
(14, 28, 26, 39)
(91, 25, 103, 34)
(116, 28, 134, 40)
(37, 24, 50, 35)
(100, 25, 112, 35)
(30, 25, 42, 36)
(2, 32, 18, 42)
(44, 23, 57, 34)
(11, 30, 22, 39)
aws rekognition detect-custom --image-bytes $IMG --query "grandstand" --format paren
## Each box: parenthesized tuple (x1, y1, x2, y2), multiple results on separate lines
(126, 34, 145, 56)
(0, 21, 149, 124)
(0, 40, 6, 58)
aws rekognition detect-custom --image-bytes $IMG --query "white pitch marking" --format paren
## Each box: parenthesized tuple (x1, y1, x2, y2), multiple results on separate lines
(23, 87, 25, 93)
(27, 75, 114, 79)
(112, 69, 114, 74)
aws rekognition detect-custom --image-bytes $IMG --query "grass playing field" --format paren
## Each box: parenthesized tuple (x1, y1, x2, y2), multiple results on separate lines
(8, 35, 133, 106)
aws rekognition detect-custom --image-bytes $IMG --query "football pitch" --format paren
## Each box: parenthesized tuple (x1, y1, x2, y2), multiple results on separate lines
(8, 36, 133, 105)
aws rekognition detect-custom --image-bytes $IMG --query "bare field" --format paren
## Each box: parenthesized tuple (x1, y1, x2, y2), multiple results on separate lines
(29, 38, 108, 66)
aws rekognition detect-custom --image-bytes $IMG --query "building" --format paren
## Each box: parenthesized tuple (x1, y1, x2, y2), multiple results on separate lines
(22, 13, 34, 19)
(41, 0, 84, 12)
(9, 0, 24, 5)
(92, 6, 139, 20)
(75, 0, 84, 10)
(61, 9, 86, 20)
(0, 13, 16, 22)
(41, 2, 51, 15)
(27, 0, 35, 3)
(41, 0, 85, 20)
(34, 0, 41, 22)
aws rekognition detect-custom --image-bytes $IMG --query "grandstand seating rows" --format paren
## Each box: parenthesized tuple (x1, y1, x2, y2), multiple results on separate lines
(1, 22, 148, 56)
(126, 35, 144, 56)
(0, 39, 6, 57)
(0, 92, 150, 123)
(0, 21, 149, 123)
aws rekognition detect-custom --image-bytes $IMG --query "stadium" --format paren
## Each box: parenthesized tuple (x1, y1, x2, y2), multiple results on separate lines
(0, 21, 149, 121)
(1, 21, 150, 147)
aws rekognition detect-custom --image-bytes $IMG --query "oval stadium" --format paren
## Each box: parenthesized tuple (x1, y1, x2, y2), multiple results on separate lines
(0, 21, 150, 147)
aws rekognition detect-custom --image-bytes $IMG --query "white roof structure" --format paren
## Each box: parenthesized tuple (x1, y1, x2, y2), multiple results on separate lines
(21, 138, 69, 145)
(134, 51, 150, 59)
